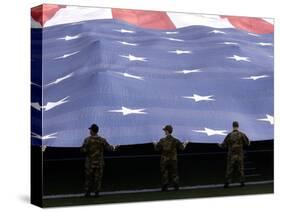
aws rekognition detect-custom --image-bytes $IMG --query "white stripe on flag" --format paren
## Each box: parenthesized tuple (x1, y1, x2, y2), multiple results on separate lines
(31, 17, 42, 28)
(167, 12, 234, 29)
(44, 6, 113, 27)
(263, 18, 274, 25)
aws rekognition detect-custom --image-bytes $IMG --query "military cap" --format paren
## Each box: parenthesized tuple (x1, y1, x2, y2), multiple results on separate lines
(163, 125, 173, 133)
(89, 123, 99, 133)
(232, 121, 239, 128)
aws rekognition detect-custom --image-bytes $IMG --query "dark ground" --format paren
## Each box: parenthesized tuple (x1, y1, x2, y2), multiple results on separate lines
(31, 140, 273, 207)
(43, 183, 273, 207)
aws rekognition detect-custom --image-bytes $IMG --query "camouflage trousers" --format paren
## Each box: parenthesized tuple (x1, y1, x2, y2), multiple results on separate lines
(84, 163, 104, 193)
(225, 156, 245, 183)
(160, 160, 179, 188)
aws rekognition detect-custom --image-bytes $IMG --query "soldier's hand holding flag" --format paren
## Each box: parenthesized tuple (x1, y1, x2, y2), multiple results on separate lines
(152, 141, 157, 148)
(217, 142, 223, 148)
(42, 145, 47, 152)
(113, 144, 119, 151)
(183, 141, 189, 149)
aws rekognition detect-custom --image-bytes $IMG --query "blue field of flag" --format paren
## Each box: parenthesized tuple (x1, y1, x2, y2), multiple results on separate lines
(31, 19, 274, 147)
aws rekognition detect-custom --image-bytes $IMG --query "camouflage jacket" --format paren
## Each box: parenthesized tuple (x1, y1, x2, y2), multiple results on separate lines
(221, 130, 250, 159)
(81, 135, 113, 166)
(155, 135, 184, 162)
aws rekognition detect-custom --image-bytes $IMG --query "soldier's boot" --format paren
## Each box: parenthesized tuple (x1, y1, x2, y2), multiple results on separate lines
(84, 190, 91, 198)
(94, 191, 100, 197)
(224, 183, 229, 188)
(172, 175, 179, 191)
(161, 184, 168, 192)
(240, 182, 245, 187)
(174, 183, 179, 191)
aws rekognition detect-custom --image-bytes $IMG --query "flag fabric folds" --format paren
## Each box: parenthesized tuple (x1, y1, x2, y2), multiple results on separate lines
(31, 5, 274, 147)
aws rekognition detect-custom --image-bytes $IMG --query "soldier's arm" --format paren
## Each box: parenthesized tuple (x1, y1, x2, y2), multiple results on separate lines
(220, 134, 230, 148)
(154, 139, 162, 151)
(243, 133, 250, 146)
(81, 138, 88, 153)
(176, 139, 185, 151)
(103, 138, 114, 151)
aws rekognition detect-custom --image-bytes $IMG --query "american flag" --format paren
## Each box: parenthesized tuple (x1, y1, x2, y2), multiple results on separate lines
(31, 4, 274, 147)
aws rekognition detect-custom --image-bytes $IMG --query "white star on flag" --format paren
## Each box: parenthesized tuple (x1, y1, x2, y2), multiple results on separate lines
(31, 132, 58, 140)
(55, 51, 80, 59)
(175, 69, 202, 74)
(242, 75, 270, 81)
(119, 54, 147, 61)
(31, 82, 41, 87)
(114, 29, 135, 33)
(46, 73, 74, 86)
(31, 96, 70, 111)
(193, 128, 227, 136)
(165, 31, 179, 34)
(114, 72, 144, 80)
(58, 34, 81, 41)
(209, 30, 226, 34)
(227, 54, 251, 62)
(257, 114, 274, 125)
(182, 94, 215, 102)
(257, 42, 273, 46)
(117, 41, 139, 46)
(31, 102, 43, 111)
(44, 97, 70, 111)
(220, 42, 238, 45)
(162, 37, 184, 42)
(108, 106, 147, 116)
(168, 50, 192, 55)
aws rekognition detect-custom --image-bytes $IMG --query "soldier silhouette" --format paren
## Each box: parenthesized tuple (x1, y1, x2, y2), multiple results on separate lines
(219, 121, 250, 188)
(154, 125, 188, 191)
(81, 123, 116, 197)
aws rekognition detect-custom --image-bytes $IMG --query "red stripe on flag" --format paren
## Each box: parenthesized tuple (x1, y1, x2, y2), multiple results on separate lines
(31, 4, 65, 26)
(221, 16, 273, 34)
(112, 8, 176, 30)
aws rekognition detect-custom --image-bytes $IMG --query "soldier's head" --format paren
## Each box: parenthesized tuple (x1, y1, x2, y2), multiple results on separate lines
(89, 123, 99, 135)
(163, 125, 173, 135)
(232, 121, 239, 130)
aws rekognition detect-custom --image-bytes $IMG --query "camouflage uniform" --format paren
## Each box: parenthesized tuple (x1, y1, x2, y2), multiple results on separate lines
(221, 130, 250, 184)
(81, 135, 113, 194)
(155, 135, 185, 189)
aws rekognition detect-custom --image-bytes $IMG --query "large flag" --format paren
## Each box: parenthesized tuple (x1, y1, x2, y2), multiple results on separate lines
(31, 4, 274, 147)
